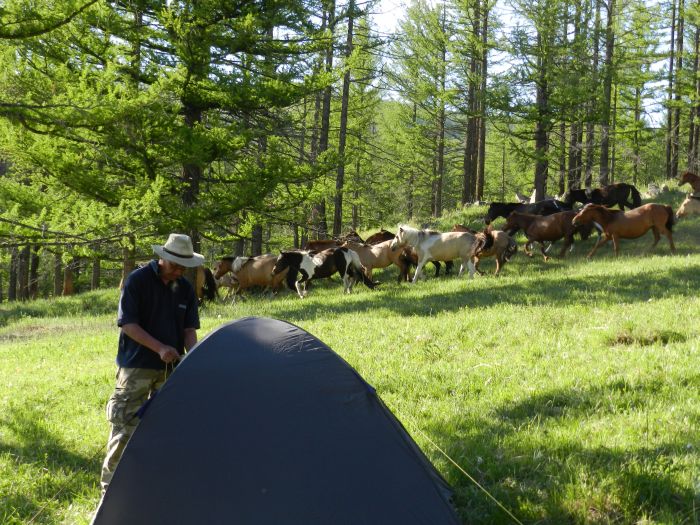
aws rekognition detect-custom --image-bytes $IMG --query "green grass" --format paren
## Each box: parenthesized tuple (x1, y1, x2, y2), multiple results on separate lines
(1, 193, 699, 524)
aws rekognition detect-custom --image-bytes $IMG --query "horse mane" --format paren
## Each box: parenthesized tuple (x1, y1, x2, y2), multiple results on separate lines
(232, 256, 253, 274)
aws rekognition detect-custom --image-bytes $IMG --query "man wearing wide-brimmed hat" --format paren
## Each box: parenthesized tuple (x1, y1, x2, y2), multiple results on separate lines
(100, 233, 204, 493)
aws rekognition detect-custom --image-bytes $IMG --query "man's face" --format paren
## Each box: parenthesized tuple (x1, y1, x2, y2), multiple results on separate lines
(160, 259, 187, 282)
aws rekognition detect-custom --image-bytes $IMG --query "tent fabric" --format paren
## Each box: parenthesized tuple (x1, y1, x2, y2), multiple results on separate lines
(92, 317, 462, 525)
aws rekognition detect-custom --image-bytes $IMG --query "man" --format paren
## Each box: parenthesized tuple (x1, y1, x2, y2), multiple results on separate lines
(100, 233, 204, 493)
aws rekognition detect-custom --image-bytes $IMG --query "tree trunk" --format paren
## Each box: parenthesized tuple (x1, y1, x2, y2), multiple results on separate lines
(251, 224, 263, 256)
(534, 33, 550, 201)
(352, 153, 360, 229)
(462, 0, 480, 205)
(63, 259, 75, 296)
(501, 133, 507, 201)
(559, 122, 567, 195)
(9, 246, 18, 301)
(476, 2, 489, 201)
(333, 0, 355, 235)
(598, 0, 615, 186)
(91, 257, 101, 290)
(408, 103, 417, 219)
(567, 0, 583, 190)
(610, 83, 617, 183)
(313, 0, 335, 240)
(18, 245, 30, 301)
(435, 7, 447, 217)
(671, 0, 684, 180)
(230, 215, 245, 256)
(568, 121, 580, 190)
(29, 246, 40, 299)
(666, 0, 677, 179)
(585, 0, 602, 188)
(182, 104, 203, 283)
(634, 87, 641, 186)
(54, 252, 63, 297)
(689, 27, 700, 171)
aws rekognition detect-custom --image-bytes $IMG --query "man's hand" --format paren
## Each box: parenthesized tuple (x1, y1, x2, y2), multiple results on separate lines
(157, 345, 180, 364)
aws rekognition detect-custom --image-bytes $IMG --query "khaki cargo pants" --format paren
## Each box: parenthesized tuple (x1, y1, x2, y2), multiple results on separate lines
(100, 367, 171, 493)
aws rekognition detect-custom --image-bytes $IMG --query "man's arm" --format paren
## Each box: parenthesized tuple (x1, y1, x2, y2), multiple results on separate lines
(184, 328, 197, 352)
(121, 323, 180, 364)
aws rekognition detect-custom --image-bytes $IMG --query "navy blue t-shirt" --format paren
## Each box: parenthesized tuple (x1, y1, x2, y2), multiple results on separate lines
(117, 260, 200, 370)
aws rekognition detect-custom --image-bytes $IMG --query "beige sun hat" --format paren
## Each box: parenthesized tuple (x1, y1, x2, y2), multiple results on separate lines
(152, 233, 205, 267)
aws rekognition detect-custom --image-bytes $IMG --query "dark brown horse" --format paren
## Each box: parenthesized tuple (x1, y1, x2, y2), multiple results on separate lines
(365, 229, 395, 245)
(572, 203, 675, 257)
(303, 239, 340, 251)
(563, 183, 642, 210)
(195, 267, 218, 304)
(337, 230, 365, 243)
(504, 210, 582, 261)
(587, 183, 642, 210)
(484, 199, 571, 225)
(679, 171, 700, 193)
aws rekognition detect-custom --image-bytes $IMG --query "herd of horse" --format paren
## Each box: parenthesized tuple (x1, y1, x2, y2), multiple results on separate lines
(203, 177, 699, 302)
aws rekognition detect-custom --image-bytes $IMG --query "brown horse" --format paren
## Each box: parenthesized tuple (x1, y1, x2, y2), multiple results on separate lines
(679, 171, 700, 193)
(504, 210, 582, 261)
(303, 239, 340, 251)
(341, 240, 411, 282)
(213, 255, 288, 301)
(453, 224, 516, 275)
(572, 203, 676, 257)
(120, 263, 217, 305)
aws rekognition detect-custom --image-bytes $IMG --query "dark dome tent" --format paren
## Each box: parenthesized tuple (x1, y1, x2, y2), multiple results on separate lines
(92, 317, 462, 525)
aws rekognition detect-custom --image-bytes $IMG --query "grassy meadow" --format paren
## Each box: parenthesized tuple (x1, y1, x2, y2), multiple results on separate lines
(1, 191, 699, 524)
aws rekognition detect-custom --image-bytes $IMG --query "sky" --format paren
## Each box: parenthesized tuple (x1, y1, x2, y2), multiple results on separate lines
(370, 0, 405, 35)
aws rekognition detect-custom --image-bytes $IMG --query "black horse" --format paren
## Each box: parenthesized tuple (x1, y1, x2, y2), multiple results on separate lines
(561, 188, 590, 207)
(588, 183, 642, 210)
(563, 183, 641, 210)
(484, 199, 572, 225)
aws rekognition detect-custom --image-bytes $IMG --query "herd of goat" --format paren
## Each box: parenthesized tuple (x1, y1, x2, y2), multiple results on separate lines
(208, 177, 700, 301)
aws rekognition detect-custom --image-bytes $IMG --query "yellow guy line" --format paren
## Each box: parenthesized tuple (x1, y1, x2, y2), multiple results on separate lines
(410, 423, 525, 525)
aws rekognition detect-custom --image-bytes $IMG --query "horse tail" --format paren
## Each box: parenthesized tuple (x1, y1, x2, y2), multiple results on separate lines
(630, 185, 642, 208)
(346, 248, 378, 289)
(202, 267, 218, 301)
(472, 232, 490, 257)
(664, 205, 675, 231)
(504, 237, 518, 262)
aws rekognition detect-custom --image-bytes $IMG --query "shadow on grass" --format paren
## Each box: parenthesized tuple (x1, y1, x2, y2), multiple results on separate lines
(422, 378, 697, 524)
(268, 263, 700, 321)
(0, 404, 101, 523)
